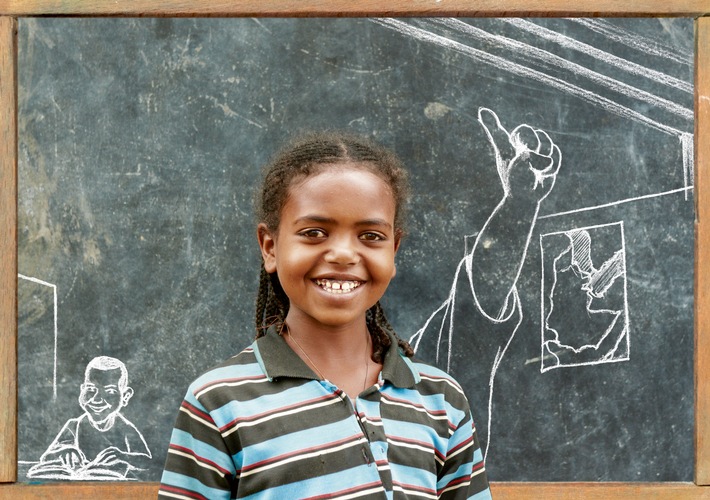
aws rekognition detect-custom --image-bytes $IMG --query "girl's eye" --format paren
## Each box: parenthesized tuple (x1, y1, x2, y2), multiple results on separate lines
(299, 229, 327, 239)
(360, 232, 386, 241)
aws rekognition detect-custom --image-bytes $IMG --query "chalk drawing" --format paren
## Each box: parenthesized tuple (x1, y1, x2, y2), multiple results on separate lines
(26, 356, 151, 480)
(539, 223, 630, 372)
(410, 107, 561, 459)
(371, 18, 691, 137)
(18, 274, 58, 400)
(380, 18, 693, 459)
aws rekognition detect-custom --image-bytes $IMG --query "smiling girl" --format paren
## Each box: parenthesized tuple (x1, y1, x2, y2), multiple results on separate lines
(159, 133, 492, 499)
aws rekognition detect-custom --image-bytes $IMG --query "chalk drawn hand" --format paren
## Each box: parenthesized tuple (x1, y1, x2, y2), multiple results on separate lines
(478, 107, 561, 202)
(91, 446, 129, 468)
(57, 447, 86, 470)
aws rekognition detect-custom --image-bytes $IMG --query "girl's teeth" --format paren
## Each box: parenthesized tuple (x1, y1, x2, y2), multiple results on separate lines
(316, 279, 361, 293)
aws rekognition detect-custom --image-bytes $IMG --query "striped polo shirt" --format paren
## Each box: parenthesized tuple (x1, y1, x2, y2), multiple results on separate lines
(159, 327, 492, 499)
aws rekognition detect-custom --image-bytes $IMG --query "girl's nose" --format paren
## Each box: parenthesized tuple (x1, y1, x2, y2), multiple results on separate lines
(325, 238, 359, 265)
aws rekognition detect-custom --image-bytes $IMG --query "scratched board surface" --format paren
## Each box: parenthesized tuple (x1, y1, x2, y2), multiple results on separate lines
(17, 18, 694, 482)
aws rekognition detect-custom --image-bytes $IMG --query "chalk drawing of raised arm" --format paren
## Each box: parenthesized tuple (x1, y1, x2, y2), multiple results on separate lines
(27, 356, 151, 480)
(411, 108, 561, 459)
(469, 108, 561, 321)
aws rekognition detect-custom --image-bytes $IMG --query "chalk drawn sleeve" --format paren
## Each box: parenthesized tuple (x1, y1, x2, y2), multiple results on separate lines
(159, 389, 236, 500)
(38, 418, 86, 466)
(469, 108, 561, 320)
(121, 415, 152, 458)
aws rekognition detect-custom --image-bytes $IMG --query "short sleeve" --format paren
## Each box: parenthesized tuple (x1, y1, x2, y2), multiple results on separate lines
(437, 405, 492, 500)
(159, 389, 237, 500)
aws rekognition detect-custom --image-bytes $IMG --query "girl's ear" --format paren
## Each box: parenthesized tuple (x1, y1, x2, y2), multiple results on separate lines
(257, 223, 278, 273)
(391, 232, 403, 278)
(394, 232, 402, 254)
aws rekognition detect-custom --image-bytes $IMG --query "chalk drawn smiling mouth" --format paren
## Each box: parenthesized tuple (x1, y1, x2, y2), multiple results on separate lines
(87, 402, 111, 413)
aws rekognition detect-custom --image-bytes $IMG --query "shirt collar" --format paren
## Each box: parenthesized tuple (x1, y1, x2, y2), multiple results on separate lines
(253, 325, 418, 389)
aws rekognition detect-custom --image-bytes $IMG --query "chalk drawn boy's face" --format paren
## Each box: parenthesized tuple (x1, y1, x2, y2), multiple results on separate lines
(79, 367, 132, 424)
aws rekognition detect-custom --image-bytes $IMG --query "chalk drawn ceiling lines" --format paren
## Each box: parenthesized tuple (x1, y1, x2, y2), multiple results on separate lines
(372, 18, 692, 137)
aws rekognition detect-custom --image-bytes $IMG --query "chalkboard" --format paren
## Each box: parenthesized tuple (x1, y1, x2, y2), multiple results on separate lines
(16, 17, 694, 482)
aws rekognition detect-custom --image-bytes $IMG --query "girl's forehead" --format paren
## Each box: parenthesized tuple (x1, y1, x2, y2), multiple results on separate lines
(283, 167, 396, 218)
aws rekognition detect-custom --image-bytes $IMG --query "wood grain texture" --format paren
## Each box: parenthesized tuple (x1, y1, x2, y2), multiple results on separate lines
(0, 0, 707, 17)
(697, 15, 710, 487)
(1, 482, 710, 499)
(0, 15, 16, 485)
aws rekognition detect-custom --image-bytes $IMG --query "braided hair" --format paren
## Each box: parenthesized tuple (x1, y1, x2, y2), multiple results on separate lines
(254, 131, 414, 363)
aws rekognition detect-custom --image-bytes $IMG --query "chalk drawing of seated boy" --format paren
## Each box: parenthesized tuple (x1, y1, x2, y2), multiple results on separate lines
(27, 356, 151, 480)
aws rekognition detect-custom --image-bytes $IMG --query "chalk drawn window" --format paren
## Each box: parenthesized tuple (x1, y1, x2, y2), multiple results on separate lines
(540, 222, 630, 372)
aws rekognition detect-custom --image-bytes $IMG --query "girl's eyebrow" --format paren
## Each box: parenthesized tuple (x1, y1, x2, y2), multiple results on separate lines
(294, 215, 392, 229)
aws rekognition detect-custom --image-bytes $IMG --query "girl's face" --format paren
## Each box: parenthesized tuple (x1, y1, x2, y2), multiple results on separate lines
(258, 164, 400, 332)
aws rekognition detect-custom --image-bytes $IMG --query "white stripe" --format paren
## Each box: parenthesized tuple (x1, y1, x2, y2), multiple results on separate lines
(381, 398, 450, 421)
(179, 406, 220, 432)
(388, 438, 444, 466)
(168, 448, 227, 476)
(393, 485, 438, 499)
(446, 439, 473, 461)
(440, 479, 471, 495)
(330, 486, 389, 499)
(419, 374, 466, 396)
(223, 397, 342, 437)
(240, 436, 367, 477)
(472, 466, 487, 478)
(330, 486, 388, 499)
(195, 377, 269, 399)
(158, 491, 194, 500)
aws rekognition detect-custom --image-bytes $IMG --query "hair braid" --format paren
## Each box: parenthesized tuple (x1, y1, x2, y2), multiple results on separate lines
(255, 262, 289, 338)
(367, 301, 414, 363)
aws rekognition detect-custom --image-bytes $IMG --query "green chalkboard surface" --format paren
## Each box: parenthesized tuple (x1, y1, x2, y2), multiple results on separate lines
(17, 17, 694, 482)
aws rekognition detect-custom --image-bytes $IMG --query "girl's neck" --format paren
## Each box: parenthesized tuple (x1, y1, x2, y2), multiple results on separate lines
(282, 312, 370, 357)
(282, 313, 381, 398)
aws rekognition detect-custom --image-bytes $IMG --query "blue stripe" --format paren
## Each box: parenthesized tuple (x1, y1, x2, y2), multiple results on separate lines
(191, 361, 264, 392)
(437, 462, 472, 490)
(389, 462, 436, 490)
(160, 470, 231, 500)
(471, 489, 494, 500)
(234, 418, 362, 466)
(211, 380, 334, 427)
(382, 418, 448, 456)
(240, 464, 384, 500)
(384, 386, 467, 425)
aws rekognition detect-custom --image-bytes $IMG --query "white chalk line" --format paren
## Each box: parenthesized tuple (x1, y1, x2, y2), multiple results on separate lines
(538, 222, 630, 372)
(430, 18, 692, 121)
(372, 19, 687, 137)
(571, 19, 693, 67)
(538, 186, 693, 219)
(18, 274, 58, 400)
(500, 18, 692, 94)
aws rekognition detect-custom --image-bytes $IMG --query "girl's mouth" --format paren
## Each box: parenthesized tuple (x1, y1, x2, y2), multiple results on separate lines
(314, 278, 363, 294)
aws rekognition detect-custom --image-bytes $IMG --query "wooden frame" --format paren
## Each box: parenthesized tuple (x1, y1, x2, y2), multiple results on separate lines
(0, 2, 709, 498)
